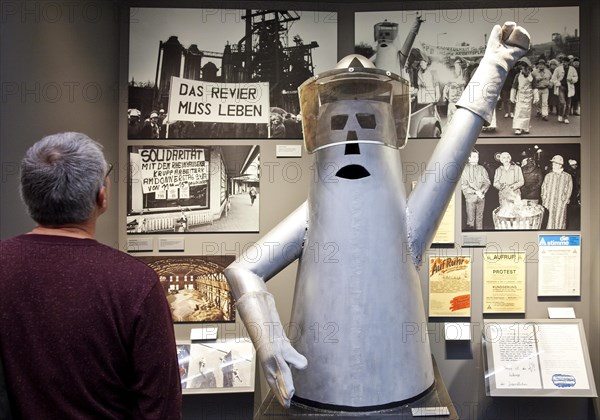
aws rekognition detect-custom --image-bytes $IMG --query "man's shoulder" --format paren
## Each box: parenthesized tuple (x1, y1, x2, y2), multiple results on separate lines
(93, 243, 155, 273)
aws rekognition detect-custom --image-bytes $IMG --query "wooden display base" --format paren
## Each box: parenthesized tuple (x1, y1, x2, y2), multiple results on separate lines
(255, 357, 458, 419)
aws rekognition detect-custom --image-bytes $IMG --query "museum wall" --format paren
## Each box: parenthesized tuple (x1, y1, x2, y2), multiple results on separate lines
(1, 0, 599, 419)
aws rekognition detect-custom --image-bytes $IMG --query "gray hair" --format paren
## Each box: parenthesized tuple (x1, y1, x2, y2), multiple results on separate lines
(20, 132, 108, 226)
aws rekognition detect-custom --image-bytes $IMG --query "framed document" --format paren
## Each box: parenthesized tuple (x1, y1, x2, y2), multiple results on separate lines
(483, 319, 597, 397)
(538, 235, 581, 296)
(428, 256, 471, 317)
(483, 252, 526, 314)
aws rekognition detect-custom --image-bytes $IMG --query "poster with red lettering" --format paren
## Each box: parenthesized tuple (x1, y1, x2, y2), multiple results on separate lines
(428, 256, 472, 317)
(127, 8, 338, 139)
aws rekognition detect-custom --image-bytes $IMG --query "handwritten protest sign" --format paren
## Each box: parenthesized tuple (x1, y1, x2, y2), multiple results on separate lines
(167, 76, 270, 124)
(138, 147, 208, 194)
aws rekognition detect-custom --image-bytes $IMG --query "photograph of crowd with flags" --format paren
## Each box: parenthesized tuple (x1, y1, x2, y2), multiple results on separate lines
(127, 145, 260, 233)
(354, 7, 580, 138)
(128, 8, 337, 139)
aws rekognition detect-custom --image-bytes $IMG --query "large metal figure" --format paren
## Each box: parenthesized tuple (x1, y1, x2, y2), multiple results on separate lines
(224, 22, 530, 410)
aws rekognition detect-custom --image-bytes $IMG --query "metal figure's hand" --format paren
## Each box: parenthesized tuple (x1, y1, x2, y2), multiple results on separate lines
(257, 337, 308, 407)
(484, 22, 531, 71)
(235, 290, 307, 408)
(456, 22, 530, 125)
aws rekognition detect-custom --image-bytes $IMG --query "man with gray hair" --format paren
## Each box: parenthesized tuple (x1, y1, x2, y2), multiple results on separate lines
(0, 132, 181, 419)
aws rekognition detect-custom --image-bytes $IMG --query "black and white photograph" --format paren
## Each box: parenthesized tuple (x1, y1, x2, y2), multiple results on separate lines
(459, 143, 580, 231)
(355, 7, 580, 138)
(176, 340, 255, 393)
(138, 255, 236, 323)
(127, 145, 259, 233)
(128, 8, 338, 139)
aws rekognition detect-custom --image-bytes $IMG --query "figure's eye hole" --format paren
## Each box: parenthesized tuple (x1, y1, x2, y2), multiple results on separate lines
(331, 114, 348, 130)
(356, 113, 376, 129)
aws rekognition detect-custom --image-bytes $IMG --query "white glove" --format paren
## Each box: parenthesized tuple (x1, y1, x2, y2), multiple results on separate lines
(235, 290, 307, 407)
(457, 22, 530, 124)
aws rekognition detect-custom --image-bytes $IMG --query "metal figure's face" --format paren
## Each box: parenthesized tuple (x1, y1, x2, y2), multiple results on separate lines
(316, 100, 397, 151)
(299, 56, 410, 154)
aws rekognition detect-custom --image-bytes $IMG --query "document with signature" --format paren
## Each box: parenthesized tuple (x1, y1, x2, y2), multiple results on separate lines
(484, 320, 597, 397)
(489, 323, 542, 389)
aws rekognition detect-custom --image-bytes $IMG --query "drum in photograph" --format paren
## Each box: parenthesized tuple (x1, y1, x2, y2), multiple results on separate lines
(492, 202, 544, 230)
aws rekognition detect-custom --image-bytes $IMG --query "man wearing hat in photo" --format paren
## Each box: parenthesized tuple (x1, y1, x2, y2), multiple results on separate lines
(127, 108, 143, 138)
(532, 58, 552, 121)
(550, 53, 578, 124)
(140, 111, 161, 139)
(541, 154, 573, 229)
(510, 57, 537, 135)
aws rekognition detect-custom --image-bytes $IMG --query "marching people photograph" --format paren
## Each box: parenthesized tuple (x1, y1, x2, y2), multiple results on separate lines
(460, 143, 580, 231)
(127, 145, 260, 233)
(354, 7, 580, 138)
(128, 8, 337, 139)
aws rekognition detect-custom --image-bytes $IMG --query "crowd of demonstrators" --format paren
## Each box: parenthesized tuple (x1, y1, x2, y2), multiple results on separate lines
(127, 107, 303, 139)
(504, 53, 580, 135)
(269, 111, 303, 139)
(128, 108, 165, 139)
(0, 132, 182, 418)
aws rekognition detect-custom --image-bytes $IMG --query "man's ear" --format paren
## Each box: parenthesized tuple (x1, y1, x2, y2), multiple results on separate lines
(97, 185, 108, 213)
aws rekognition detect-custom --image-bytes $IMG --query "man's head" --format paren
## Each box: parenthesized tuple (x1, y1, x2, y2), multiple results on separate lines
(499, 152, 512, 165)
(20, 132, 109, 227)
(129, 108, 141, 125)
(468, 149, 480, 165)
(536, 59, 546, 70)
(550, 155, 564, 170)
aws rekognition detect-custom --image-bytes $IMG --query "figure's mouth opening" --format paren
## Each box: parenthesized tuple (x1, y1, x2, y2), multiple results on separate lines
(335, 164, 371, 179)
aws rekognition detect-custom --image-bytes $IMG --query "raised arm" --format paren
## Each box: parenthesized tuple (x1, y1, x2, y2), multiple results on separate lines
(406, 22, 530, 265)
(224, 201, 309, 407)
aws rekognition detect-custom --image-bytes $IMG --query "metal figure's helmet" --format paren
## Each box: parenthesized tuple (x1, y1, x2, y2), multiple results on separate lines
(298, 54, 411, 153)
(374, 20, 399, 44)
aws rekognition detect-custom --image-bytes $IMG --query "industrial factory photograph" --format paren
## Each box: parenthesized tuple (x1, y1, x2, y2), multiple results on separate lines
(128, 8, 338, 139)
(138, 255, 236, 323)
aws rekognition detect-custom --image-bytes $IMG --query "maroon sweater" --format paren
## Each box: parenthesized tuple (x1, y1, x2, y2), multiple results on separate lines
(0, 235, 181, 419)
